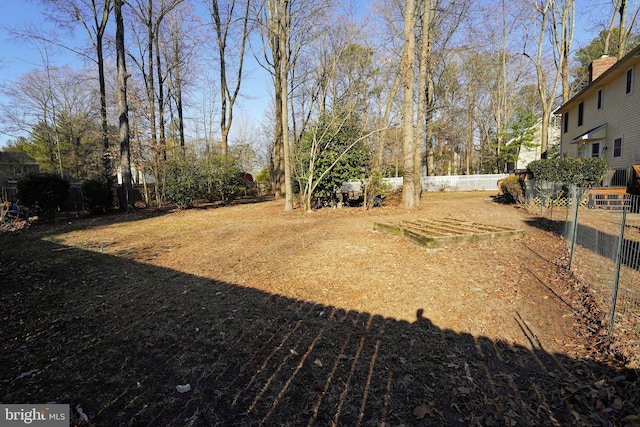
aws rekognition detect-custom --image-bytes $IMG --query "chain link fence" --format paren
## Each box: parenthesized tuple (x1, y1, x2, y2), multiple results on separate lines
(525, 180, 640, 338)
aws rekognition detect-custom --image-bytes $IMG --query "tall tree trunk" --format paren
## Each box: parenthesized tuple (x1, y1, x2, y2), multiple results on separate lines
(279, 0, 293, 211)
(425, 76, 435, 176)
(155, 34, 167, 160)
(115, 0, 133, 211)
(553, 0, 575, 103)
(144, 0, 160, 205)
(603, 0, 619, 55)
(401, 0, 417, 208)
(561, 42, 569, 102)
(212, 0, 229, 157)
(211, 0, 250, 158)
(465, 84, 473, 175)
(61, 0, 113, 191)
(378, 71, 400, 169)
(96, 24, 112, 191)
(618, 0, 628, 58)
(267, 0, 288, 201)
(415, 0, 432, 203)
(272, 44, 285, 199)
(172, 26, 185, 147)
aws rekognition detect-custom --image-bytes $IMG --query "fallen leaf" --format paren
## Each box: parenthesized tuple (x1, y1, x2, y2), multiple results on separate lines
(413, 403, 433, 419)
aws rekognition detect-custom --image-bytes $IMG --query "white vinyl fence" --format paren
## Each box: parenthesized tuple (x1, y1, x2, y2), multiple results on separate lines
(422, 174, 507, 191)
(341, 174, 507, 194)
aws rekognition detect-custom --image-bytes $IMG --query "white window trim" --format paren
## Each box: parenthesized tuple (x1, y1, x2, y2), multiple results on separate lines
(591, 142, 602, 158)
(626, 67, 634, 94)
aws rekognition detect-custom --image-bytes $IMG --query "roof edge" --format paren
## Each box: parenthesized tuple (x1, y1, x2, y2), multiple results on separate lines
(555, 43, 640, 115)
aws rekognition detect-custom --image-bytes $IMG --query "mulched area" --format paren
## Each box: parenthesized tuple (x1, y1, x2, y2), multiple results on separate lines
(1, 194, 639, 426)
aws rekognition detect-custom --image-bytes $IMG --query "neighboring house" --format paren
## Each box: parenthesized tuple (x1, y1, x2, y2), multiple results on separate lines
(0, 151, 40, 179)
(117, 167, 156, 185)
(508, 117, 561, 171)
(0, 152, 40, 203)
(555, 43, 640, 187)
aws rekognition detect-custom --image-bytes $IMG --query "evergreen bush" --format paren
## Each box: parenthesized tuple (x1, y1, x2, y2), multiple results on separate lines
(527, 158, 607, 187)
(164, 154, 202, 208)
(82, 177, 112, 213)
(201, 156, 243, 203)
(17, 173, 69, 219)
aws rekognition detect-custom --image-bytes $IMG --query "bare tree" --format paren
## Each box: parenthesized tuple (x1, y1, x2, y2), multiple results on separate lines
(0, 41, 69, 177)
(17, 1, 114, 184)
(603, 0, 636, 58)
(413, 0, 469, 180)
(523, 0, 566, 158)
(415, 0, 432, 185)
(551, 0, 575, 103)
(608, 0, 639, 59)
(276, 0, 293, 211)
(128, 0, 184, 205)
(209, 0, 251, 157)
(164, 4, 201, 150)
(115, 0, 134, 210)
(259, 0, 294, 210)
(618, 0, 629, 58)
(400, 0, 417, 208)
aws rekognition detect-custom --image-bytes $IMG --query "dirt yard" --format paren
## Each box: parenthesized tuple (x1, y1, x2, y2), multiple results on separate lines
(1, 192, 638, 426)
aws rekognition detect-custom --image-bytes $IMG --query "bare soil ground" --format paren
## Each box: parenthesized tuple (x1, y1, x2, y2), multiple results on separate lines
(1, 192, 638, 426)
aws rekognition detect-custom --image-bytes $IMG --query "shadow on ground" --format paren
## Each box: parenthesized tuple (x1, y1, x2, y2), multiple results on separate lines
(41, 196, 274, 234)
(526, 216, 640, 271)
(1, 229, 638, 426)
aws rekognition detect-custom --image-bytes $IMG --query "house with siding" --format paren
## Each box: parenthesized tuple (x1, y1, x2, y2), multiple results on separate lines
(0, 151, 40, 179)
(555, 43, 640, 189)
(510, 118, 561, 170)
(0, 151, 41, 203)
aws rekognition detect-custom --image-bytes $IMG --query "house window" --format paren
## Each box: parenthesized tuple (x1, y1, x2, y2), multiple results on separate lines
(578, 102, 584, 126)
(597, 88, 603, 109)
(613, 137, 622, 158)
(626, 68, 634, 94)
(563, 112, 569, 133)
(591, 142, 601, 158)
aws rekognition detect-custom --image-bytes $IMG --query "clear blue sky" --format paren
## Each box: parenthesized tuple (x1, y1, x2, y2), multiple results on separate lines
(0, 0, 84, 83)
(0, 0, 275, 149)
(0, 0, 89, 148)
(0, 0, 606, 149)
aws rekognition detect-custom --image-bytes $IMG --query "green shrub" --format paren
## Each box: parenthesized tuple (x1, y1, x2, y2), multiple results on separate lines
(201, 156, 243, 203)
(527, 158, 607, 187)
(498, 175, 524, 204)
(255, 167, 272, 193)
(82, 177, 112, 213)
(295, 110, 370, 207)
(255, 167, 270, 182)
(164, 154, 202, 208)
(363, 170, 391, 209)
(17, 173, 69, 219)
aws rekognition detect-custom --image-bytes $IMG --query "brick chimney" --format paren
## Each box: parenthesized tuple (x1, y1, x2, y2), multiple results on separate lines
(589, 55, 617, 82)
